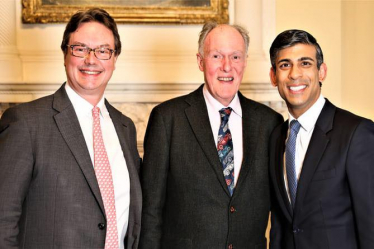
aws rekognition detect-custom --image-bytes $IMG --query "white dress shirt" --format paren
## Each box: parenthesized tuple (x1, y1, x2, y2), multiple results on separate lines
(65, 83, 130, 248)
(203, 85, 243, 186)
(284, 94, 325, 202)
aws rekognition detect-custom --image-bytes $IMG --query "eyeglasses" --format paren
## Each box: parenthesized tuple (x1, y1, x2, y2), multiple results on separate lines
(67, 45, 116, 60)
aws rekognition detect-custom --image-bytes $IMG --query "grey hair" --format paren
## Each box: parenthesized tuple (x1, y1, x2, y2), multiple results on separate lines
(198, 22, 250, 57)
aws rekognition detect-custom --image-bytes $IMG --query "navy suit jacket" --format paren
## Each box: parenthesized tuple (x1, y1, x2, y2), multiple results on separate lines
(269, 99, 374, 249)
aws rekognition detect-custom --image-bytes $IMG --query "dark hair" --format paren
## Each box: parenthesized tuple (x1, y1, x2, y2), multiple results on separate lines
(269, 29, 323, 72)
(61, 8, 121, 56)
(198, 22, 250, 57)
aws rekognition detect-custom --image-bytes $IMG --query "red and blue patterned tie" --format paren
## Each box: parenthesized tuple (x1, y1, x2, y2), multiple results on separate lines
(217, 107, 235, 196)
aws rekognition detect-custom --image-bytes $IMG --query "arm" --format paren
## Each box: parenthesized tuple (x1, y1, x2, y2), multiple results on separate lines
(269, 159, 284, 249)
(139, 107, 170, 249)
(346, 119, 374, 248)
(270, 209, 283, 249)
(0, 107, 34, 248)
(269, 184, 289, 249)
(269, 118, 285, 249)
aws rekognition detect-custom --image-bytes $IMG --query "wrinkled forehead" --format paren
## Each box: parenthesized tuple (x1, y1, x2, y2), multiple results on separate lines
(204, 25, 246, 54)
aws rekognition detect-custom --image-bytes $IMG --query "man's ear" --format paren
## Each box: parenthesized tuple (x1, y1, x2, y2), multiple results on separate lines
(269, 68, 277, 87)
(319, 63, 327, 82)
(113, 55, 118, 70)
(196, 53, 204, 72)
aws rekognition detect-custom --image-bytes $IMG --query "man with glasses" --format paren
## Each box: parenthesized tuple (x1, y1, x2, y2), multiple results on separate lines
(0, 8, 141, 248)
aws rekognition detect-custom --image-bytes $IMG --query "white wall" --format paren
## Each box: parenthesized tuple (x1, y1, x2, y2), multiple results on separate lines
(276, 0, 373, 120)
(341, 1, 374, 120)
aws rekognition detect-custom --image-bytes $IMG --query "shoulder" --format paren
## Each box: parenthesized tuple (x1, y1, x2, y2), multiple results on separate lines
(1, 94, 54, 120)
(334, 106, 371, 126)
(335, 107, 374, 137)
(319, 101, 374, 142)
(0, 94, 55, 133)
(152, 86, 203, 114)
(239, 92, 283, 123)
(105, 100, 136, 129)
(239, 92, 280, 115)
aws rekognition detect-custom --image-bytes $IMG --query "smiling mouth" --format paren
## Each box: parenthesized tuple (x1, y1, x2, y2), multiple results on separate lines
(289, 85, 307, 91)
(218, 77, 234, 82)
(80, 70, 101, 75)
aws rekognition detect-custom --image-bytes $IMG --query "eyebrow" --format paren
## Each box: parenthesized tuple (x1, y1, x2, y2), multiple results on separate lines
(71, 42, 111, 48)
(277, 57, 315, 64)
(208, 50, 245, 55)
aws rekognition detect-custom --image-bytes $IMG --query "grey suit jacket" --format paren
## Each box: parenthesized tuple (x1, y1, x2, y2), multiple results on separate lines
(140, 85, 283, 249)
(0, 84, 142, 249)
(269, 99, 374, 249)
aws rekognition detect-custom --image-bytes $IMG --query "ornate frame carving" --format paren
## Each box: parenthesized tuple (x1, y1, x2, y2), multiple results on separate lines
(22, 0, 229, 24)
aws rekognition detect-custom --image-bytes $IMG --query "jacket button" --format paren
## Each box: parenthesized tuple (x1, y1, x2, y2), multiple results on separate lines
(230, 206, 236, 213)
(228, 244, 233, 249)
(293, 228, 303, 233)
(98, 223, 105, 230)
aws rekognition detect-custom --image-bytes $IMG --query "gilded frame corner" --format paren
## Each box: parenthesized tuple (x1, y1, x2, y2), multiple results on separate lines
(22, 0, 229, 24)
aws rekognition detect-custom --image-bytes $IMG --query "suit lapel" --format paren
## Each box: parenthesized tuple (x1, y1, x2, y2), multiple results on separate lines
(184, 85, 231, 196)
(105, 101, 135, 173)
(52, 84, 105, 215)
(294, 100, 335, 218)
(234, 93, 258, 192)
(106, 100, 142, 237)
(273, 122, 294, 221)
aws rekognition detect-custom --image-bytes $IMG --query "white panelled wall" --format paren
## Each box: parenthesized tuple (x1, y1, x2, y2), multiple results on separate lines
(0, 0, 373, 246)
(1, 0, 373, 147)
(0, 0, 286, 152)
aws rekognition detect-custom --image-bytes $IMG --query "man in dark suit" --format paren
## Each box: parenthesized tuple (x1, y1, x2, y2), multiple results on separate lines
(140, 22, 283, 248)
(0, 8, 141, 248)
(269, 29, 374, 249)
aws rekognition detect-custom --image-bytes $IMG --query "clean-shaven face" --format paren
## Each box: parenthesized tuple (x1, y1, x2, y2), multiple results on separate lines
(64, 21, 117, 105)
(270, 43, 327, 118)
(197, 25, 247, 106)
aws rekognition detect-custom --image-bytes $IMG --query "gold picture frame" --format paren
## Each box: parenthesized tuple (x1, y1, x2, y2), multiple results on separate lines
(22, 0, 229, 24)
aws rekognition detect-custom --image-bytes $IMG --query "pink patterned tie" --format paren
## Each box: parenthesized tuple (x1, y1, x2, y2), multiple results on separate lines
(92, 107, 119, 248)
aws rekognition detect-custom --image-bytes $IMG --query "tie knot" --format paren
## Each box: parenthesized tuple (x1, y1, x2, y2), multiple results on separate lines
(92, 107, 100, 118)
(290, 120, 301, 133)
(219, 107, 233, 121)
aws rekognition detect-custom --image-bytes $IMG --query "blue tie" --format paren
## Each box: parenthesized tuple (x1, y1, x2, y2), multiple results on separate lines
(217, 107, 235, 196)
(286, 120, 301, 209)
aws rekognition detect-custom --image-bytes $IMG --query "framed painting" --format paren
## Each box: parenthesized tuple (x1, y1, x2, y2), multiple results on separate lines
(22, 0, 229, 24)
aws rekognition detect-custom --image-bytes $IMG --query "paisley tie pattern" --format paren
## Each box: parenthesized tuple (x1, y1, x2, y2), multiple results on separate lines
(217, 107, 235, 196)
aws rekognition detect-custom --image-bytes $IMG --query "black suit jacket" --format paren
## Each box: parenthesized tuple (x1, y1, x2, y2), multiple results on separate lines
(0, 84, 142, 248)
(140, 85, 283, 249)
(269, 99, 374, 249)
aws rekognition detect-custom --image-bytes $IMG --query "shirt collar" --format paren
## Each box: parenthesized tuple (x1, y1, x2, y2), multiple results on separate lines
(65, 82, 107, 117)
(288, 94, 325, 132)
(203, 84, 242, 117)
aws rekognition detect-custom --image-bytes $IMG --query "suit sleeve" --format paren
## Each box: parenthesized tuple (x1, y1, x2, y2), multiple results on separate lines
(269, 122, 285, 249)
(139, 106, 170, 249)
(0, 108, 34, 248)
(270, 183, 285, 249)
(346, 119, 374, 248)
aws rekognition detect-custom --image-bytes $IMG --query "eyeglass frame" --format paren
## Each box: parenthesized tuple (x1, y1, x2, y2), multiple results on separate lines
(66, 44, 116, 60)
